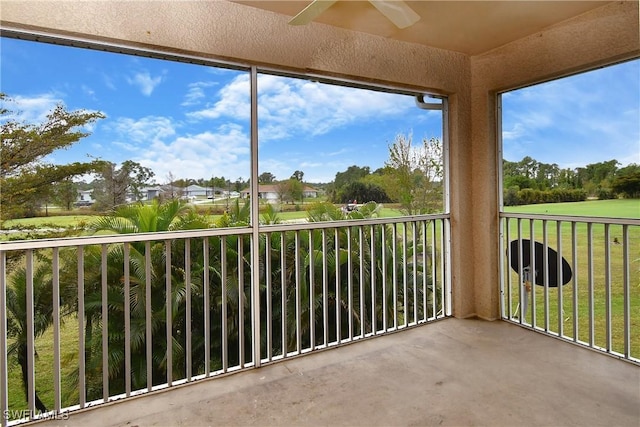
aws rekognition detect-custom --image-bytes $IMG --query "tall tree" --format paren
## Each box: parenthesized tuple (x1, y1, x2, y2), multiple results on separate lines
(276, 179, 303, 204)
(384, 133, 443, 214)
(612, 164, 640, 198)
(0, 93, 105, 220)
(92, 160, 154, 211)
(333, 165, 370, 190)
(291, 170, 304, 182)
(51, 178, 79, 210)
(259, 172, 276, 184)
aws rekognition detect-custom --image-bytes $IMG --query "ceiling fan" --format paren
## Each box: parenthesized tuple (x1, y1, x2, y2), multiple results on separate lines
(288, 0, 420, 30)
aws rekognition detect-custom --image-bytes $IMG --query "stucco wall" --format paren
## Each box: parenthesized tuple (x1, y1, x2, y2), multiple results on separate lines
(469, 0, 639, 320)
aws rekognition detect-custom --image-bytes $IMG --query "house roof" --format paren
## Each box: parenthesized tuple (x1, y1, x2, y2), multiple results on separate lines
(185, 184, 207, 191)
(240, 184, 318, 194)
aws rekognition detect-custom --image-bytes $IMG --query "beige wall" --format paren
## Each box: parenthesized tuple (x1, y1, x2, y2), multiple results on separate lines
(469, 0, 639, 320)
(1, 0, 638, 319)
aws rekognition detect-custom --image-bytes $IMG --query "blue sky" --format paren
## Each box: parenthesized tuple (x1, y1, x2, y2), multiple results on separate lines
(1, 37, 638, 184)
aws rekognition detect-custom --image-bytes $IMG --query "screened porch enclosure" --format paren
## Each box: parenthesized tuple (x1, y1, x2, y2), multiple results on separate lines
(1, 0, 639, 426)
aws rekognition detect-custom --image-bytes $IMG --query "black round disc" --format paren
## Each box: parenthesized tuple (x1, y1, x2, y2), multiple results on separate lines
(508, 239, 572, 287)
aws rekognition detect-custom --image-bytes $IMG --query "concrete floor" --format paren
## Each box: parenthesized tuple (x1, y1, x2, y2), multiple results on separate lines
(33, 318, 639, 427)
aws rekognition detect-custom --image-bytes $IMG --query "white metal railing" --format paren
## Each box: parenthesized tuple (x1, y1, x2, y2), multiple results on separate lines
(500, 213, 639, 364)
(0, 215, 450, 425)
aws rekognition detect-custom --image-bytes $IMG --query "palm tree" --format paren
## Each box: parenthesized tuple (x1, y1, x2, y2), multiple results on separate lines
(60, 200, 215, 398)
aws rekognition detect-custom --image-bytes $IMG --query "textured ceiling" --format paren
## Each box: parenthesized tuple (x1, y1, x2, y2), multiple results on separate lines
(234, 1, 611, 55)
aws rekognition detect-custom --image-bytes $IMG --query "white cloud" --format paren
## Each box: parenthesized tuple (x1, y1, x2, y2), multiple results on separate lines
(126, 70, 164, 96)
(187, 74, 250, 121)
(4, 93, 61, 124)
(257, 75, 412, 141)
(110, 116, 177, 147)
(135, 124, 250, 181)
(186, 74, 413, 141)
(181, 81, 218, 106)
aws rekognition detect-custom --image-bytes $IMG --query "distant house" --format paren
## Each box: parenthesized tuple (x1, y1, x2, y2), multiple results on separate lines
(139, 186, 163, 201)
(184, 185, 211, 198)
(303, 187, 318, 198)
(76, 189, 94, 206)
(240, 184, 318, 202)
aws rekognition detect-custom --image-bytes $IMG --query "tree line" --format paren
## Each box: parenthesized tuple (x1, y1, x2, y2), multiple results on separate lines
(503, 156, 640, 205)
(325, 133, 444, 215)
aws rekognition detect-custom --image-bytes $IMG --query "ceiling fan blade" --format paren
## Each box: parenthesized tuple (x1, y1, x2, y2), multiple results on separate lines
(288, 0, 338, 26)
(369, 0, 420, 29)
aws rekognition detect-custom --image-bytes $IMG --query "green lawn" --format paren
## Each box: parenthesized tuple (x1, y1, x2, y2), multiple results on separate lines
(502, 200, 640, 360)
(3, 216, 95, 228)
(504, 199, 640, 218)
(7, 318, 80, 417)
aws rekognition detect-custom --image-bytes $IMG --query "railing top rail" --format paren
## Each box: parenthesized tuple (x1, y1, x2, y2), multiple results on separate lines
(0, 214, 450, 251)
(500, 212, 640, 226)
(0, 227, 253, 251)
(265, 214, 450, 233)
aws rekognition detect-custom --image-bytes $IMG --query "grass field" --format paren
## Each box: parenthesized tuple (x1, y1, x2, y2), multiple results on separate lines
(504, 198, 640, 218)
(502, 200, 639, 360)
(2, 205, 406, 232)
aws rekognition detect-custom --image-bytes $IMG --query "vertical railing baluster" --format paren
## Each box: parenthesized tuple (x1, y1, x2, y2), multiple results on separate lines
(309, 231, 315, 349)
(556, 221, 563, 338)
(517, 219, 523, 325)
(402, 222, 408, 328)
(145, 241, 152, 390)
(101, 244, 109, 401)
(295, 231, 302, 352)
(221, 237, 228, 372)
(587, 223, 594, 347)
(530, 220, 537, 328)
(442, 218, 451, 317)
(334, 228, 341, 344)
(77, 247, 86, 408)
(543, 220, 549, 332)
(164, 241, 171, 386)
(359, 226, 365, 337)
(204, 238, 211, 375)
(322, 229, 329, 345)
(52, 248, 61, 412)
(392, 224, 398, 328)
(604, 224, 611, 353)
(25, 250, 35, 416)
(571, 222, 579, 343)
(370, 225, 376, 334)
(421, 221, 427, 323)
(265, 233, 272, 361)
(0, 251, 8, 427)
(238, 237, 244, 367)
(622, 225, 630, 359)
(381, 225, 388, 331)
(411, 222, 418, 325)
(125, 243, 132, 394)
(185, 239, 192, 378)
(556, 221, 564, 336)
(431, 220, 437, 319)
(347, 227, 353, 339)
(281, 233, 287, 356)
